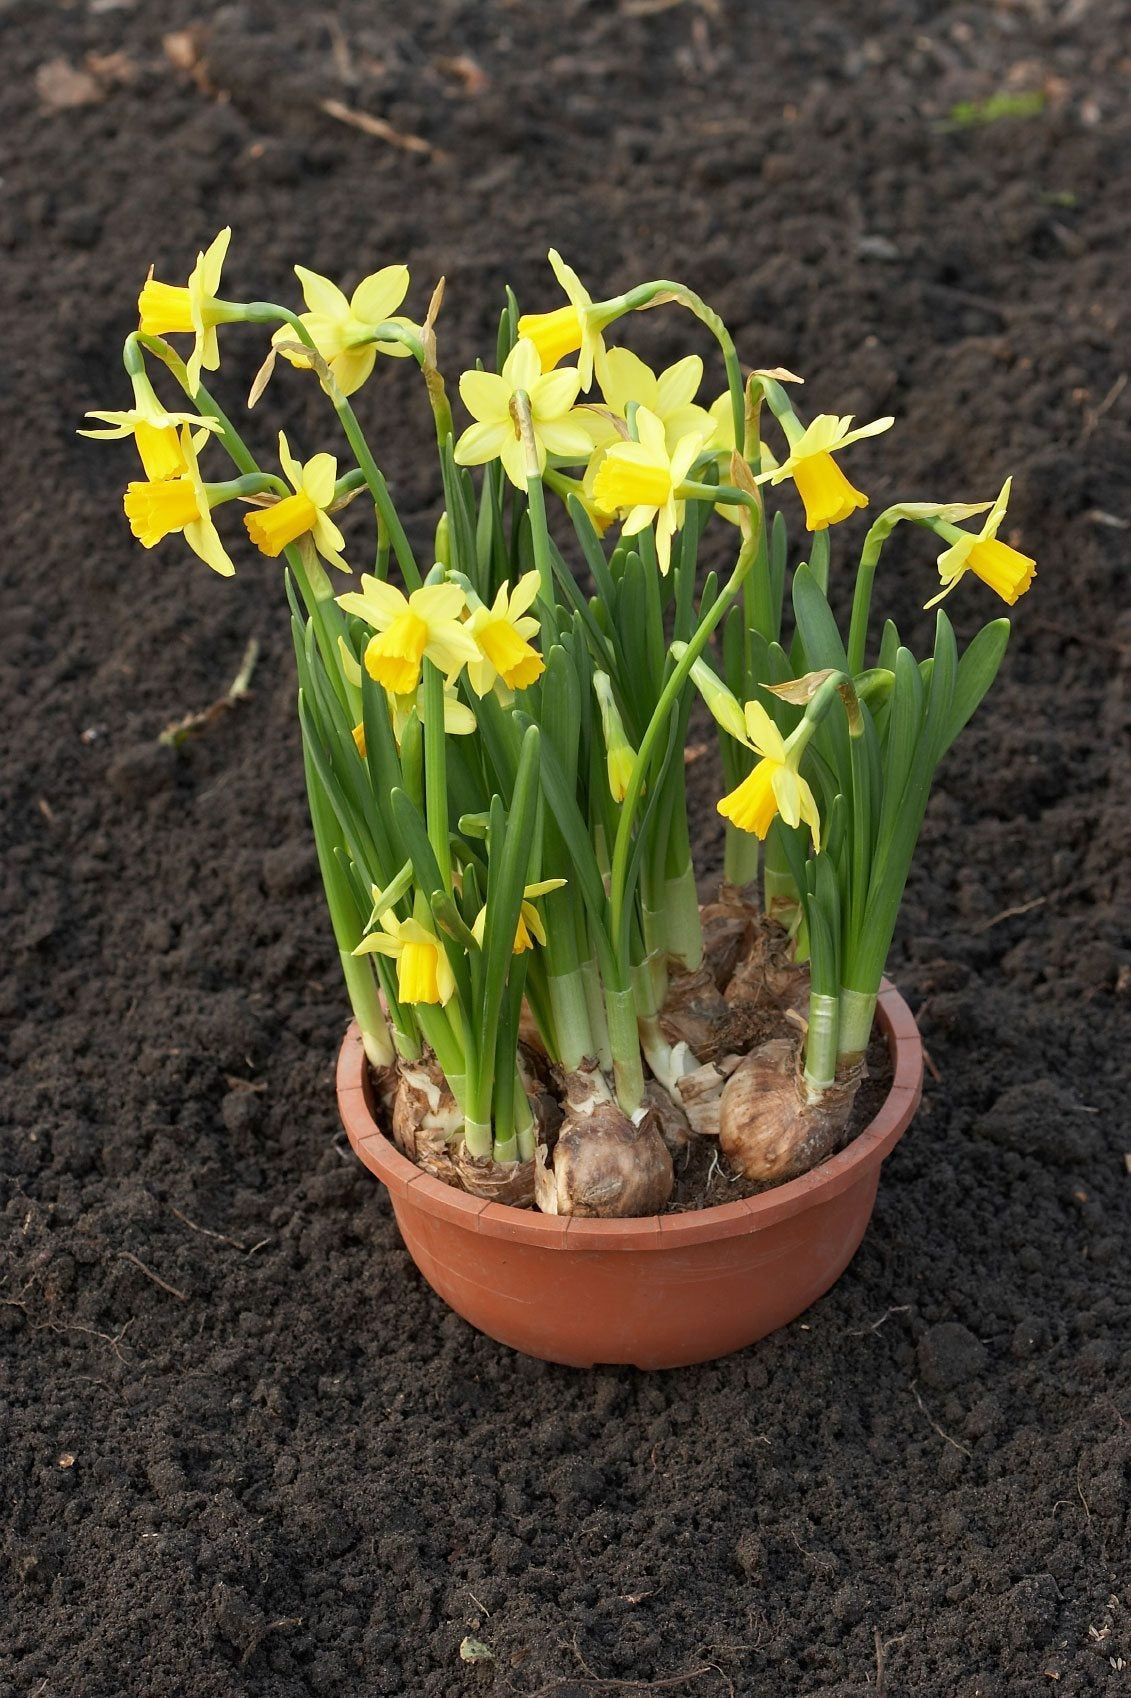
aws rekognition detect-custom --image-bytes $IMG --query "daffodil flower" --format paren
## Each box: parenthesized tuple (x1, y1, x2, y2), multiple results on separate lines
(122, 427, 235, 577)
(517, 248, 608, 388)
(353, 912, 455, 1006)
(336, 577, 479, 696)
(926, 478, 1035, 608)
(757, 412, 894, 532)
(590, 350, 714, 452)
(453, 338, 594, 489)
(591, 407, 706, 574)
(272, 264, 416, 396)
(138, 228, 233, 391)
(244, 433, 348, 568)
(465, 571, 545, 697)
(471, 880, 567, 955)
(339, 635, 476, 754)
(717, 701, 821, 849)
(80, 357, 221, 481)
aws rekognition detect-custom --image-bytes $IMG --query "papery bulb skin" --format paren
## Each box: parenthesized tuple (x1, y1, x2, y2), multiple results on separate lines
(699, 881, 760, 990)
(392, 1058, 462, 1185)
(659, 963, 734, 1059)
(724, 915, 809, 1019)
(642, 1080, 693, 1160)
(454, 1146, 536, 1207)
(718, 1039, 861, 1184)
(536, 1099, 674, 1217)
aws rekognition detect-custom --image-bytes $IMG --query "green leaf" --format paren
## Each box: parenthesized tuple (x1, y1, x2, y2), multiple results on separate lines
(792, 563, 849, 672)
(943, 618, 1010, 755)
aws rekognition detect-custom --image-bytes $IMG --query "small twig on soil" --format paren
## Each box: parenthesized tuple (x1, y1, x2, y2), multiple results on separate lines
(118, 1250, 189, 1302)
(848, 1305, 911, 1337)
(555, 1634, 732, 1696)
(168, 1204, 248, 1252)
(873, 1627, 905, 1695)
(240, 1617, 303, 1668)
(910, 1380, 971, 1457)
(1081, 371, 1127, 440)
(0, 1299, 134, 1363)
(921, 1044, 942, 1084)
(320, 97, 442, 159)
(1076, 1461, 1094, 1536)
(159, 637, 259, 747)
(972, 894, 1048, 934)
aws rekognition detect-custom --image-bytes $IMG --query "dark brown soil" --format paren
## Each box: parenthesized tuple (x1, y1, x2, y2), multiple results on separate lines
(3, 2, 1130, 1694)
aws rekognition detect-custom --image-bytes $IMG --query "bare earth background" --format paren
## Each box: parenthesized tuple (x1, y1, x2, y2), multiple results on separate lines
(2, 2, 1130, 1694)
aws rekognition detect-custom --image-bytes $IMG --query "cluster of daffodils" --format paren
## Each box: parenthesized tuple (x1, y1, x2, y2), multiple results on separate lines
(87, 234, 1034, 1214)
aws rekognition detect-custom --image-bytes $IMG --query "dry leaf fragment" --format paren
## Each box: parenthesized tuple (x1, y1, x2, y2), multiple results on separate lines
(435, 54, 489, 95)
(36, 58, 103, 110)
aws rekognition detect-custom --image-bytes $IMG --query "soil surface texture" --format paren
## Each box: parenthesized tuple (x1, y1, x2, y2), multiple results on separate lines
(2, 2, 1130, 1694)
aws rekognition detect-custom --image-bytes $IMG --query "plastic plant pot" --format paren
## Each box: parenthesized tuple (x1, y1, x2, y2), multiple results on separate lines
(337, 979, 923, 1369)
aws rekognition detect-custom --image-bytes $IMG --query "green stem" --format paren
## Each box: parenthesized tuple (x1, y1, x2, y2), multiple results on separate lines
(803, 991, 840, 1093)
(421, 660, 451, 891)
(724, 827, 760, 888)
(847, 520, 890, 675)
(609, 540, 754, 970)
(837, 987, 876, 1067)
(604, 983, 644, 1116)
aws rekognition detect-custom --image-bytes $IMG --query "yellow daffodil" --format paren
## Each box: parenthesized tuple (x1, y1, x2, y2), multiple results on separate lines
(272, 264, 416, 396)
(122, 427, 235, 577)
(351, 685, 475, 758)
(717, 701, 821, 849)
(927, 478, 1035, 608)
(453, 337, 594, 489)
(704, 393, 778, 525)
(471, 880, 567, 955)
(590, 350, 713, 452)
(757, 412, 894, 531)
(80, 361, 220, 481)
(517, 248, 607, 389)
(592, 407, 705, 574)
(336, 577, 479, 696)
(244, 433, 348, 568)
(138, 228, 232, 391)
(465, 571, 545, 697)
(353, 912, 455, 1006)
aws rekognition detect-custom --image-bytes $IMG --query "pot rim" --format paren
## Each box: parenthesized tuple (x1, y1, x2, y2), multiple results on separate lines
(337, 978, 922, 1250)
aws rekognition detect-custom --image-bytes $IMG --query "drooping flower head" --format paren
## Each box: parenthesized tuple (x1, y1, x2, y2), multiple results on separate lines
(465, 571, 545, 697)
(337, 577, 479, 697)
(471, 879, 567, 956)
(592, 406, 705, 574)
(517, 249, 607, 389)
(454, 337, 594, 489)
(122, 427, 235, 577)
(716, 701, 821, 849)
(757, 412, 894, 532)
(354, 912, 455, 1006)
(80, 358, 221, 481)
(244, 433, 349, 568)
(138, 228, 232, 391)
(927, 478, 1035, 608)
(272, 264, 415, 396)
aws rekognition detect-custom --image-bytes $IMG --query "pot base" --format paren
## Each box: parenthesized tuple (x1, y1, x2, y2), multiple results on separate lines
(337, 981, 922, 1369)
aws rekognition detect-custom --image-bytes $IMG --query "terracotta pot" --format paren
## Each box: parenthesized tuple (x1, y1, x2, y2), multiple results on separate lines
(337, 981, 922, 1369)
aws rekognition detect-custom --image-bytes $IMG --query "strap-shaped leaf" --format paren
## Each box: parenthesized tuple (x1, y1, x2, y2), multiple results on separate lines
(943, 618, 1010, 755)
(792, 563, 850, 672)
